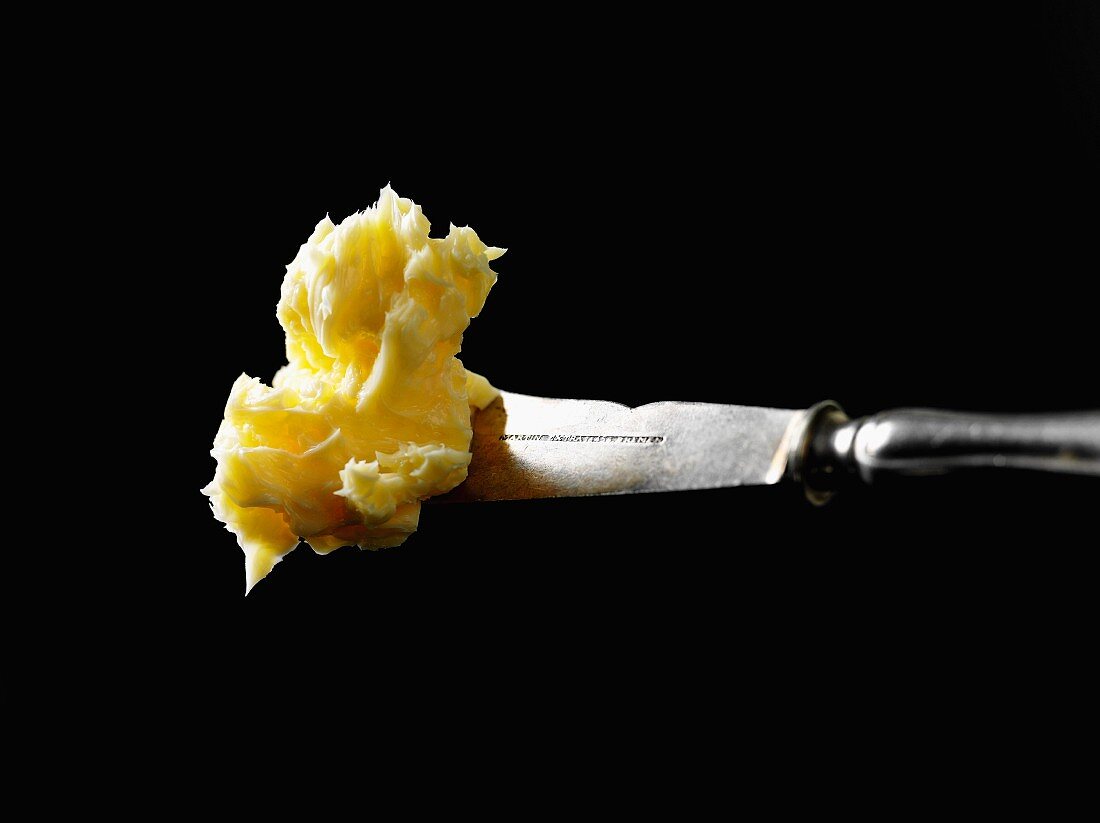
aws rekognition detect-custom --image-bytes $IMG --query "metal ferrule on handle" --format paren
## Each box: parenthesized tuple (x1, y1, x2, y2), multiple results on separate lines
(789, 401, 1100, 504)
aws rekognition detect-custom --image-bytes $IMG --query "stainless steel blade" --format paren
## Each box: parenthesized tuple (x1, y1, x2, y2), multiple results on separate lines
(435, 391, 804, 502)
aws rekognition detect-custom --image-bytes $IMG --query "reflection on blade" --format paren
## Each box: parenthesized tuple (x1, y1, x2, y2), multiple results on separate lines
(435, 391, 803, 503)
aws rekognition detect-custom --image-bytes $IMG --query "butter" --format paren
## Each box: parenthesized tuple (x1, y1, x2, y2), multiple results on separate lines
(202, 186, 502, 592)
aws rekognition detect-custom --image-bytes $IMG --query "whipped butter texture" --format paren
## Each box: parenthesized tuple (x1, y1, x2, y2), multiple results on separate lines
(203, 186, 502, 592)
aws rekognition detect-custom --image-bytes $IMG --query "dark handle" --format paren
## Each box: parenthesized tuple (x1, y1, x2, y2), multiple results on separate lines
(790, 402, 1100, 504)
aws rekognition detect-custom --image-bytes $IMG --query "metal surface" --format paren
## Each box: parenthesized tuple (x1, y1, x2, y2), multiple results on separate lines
(797, 405, 1100, 498)
(785, 400, 847, 506)
(435, 391, 802, 502)
(436, 393, 1100, 505)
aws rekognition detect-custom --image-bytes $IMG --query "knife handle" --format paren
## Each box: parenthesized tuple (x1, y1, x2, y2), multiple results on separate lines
(790, 401, 1100, 504)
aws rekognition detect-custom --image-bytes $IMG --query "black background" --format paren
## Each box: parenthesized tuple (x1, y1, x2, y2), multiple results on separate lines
(169, 4, 1096, 774)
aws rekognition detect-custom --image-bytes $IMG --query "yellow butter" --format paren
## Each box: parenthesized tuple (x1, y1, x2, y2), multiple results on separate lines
(202, 187, 502, 592)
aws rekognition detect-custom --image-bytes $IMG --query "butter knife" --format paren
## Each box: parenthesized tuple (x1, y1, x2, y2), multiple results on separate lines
(435, 392, 1100, 505)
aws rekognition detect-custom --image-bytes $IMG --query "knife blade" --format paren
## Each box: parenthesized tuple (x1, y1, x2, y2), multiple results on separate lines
(436, 391, 802, 502)
(434, 392, 1100, 504)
